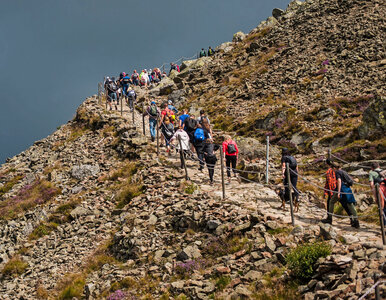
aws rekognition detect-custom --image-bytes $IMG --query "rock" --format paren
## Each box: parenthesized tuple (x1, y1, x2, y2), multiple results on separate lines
(358, 96, 385, 140)
(272, 8, 284, 19)
(70, 206, 90, 219)
(264, 234, 276, 252)
(71, 164, 100, 180)
(233, 31, 246, 42)
(176, 245, 201, 261)
(290, 225, 304, 236)
(235, 285, 252, 298)
(244, 270, 262, 281)
(84, 283, 95, 299)
(319, 223, 337, 240)
(215, 42, 233, 53)
(148, 215, 158, 225)
(207, 220, 221, 230)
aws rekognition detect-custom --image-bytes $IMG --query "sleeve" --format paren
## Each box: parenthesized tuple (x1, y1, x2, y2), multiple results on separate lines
(369, 172, 374, 183)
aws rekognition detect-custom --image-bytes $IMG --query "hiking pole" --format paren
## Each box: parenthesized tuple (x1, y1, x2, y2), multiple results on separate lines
(156, 115, 160, 157)
(142, 102, 145, 135)
(178, 136, 189, 180)
(220, 147, 226, 200)
(375, 184, 386, 245)
(286, 163, 295, 226)
(266, 136, 269, 184)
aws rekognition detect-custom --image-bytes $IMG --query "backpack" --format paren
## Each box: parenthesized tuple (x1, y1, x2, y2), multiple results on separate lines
(340, 170, 353, 187)
(208, 48, 214, 55)
(227, 142, 237, 154)
(128, 90, 136, 97)
(107, 81, 117, 92)
(374, 170, 386, 185)
(199, 116, 208, 125)
(123, 76, 130, 84)
(149, 105, 158, 117)
(194, 128, 206, 142)
(284, 155, 297, 170)
(132, 73, 139, 79)
(184, 117, 197, 132)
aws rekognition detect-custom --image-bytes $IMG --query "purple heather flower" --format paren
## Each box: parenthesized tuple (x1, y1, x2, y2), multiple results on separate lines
(322, 59, 329, 65)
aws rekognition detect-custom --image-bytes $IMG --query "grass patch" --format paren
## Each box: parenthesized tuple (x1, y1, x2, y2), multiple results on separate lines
(1, 255, 28, 277)
(203, 234, 253, 258)
(286, 242, 331, 282)
(215, 275, 231, 291)
(358, 205, 380, 225)
(0, 174, 24, 197)
(0, 179, 61, 220)
(184, 182, 197, 195)
(29, 222, 58, 240)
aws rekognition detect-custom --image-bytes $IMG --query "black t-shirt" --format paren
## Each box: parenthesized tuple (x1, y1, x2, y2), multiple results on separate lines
(335, 170, 352, 187)
(281, 155, 297, 170)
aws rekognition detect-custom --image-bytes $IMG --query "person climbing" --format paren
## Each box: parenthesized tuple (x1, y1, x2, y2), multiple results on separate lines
(160, 117, 174, 155)
(122, 72, 132, 98)
(199, 48, 207, 58)
(170, 126, 190, 169)
(131, 70, 139, 86)
(204, 140, 220, 185)
(324, 159, 354, 221)
(160, 102, 176, 125)
(143, 101, 159, 142)
(208, 46, 215, 56)
(179, 109, 190, 129)
(193, 123, 210, 171)
(322, 162, 360, 228)
(168, 100, 178, 114)
(369, 162, 386, 225)
(127, 88, 136, 112)
(281, 148, 299, 204)
(223, 135, 239, 183)
(105, 77, 118, 111)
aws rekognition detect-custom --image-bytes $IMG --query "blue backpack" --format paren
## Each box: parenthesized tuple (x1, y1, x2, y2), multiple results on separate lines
(194, 128, 206, 142)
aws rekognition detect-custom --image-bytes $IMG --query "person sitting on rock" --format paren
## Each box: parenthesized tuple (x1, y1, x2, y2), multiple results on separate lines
(199, 48, 207, 58)
(170, 126, 190, 169)
(322, 162, 359, 228)
(208, 46, 215, 56)
(223, 135, 239, 183)
(143, 101, 159, 142)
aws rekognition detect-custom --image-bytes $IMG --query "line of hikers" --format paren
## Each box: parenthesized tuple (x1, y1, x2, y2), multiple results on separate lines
(143, 100, 239, 185)
(199, 47, 215, 58)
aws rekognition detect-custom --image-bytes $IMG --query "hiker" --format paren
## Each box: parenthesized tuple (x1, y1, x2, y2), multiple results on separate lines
(324, 159, 353, 219)
(179, 109, 190, 129)
(204, 140, 220, 185)
(193, 123, 211, 171)
(168, 100, 178, 114)
(160, 117, 174, 155)
(143, 101, 159, 142)
(170, 63, 177, 74)
(322, 162, 360, 228)
(281, 148, 300, 204)
(222, 135, 239, 183)
(160, 102, 176, 125)
(369, 162, 386, 225)
(131, 70, 139, 86)
(122, 72, 132, 97)
(208, 46, 215, 56)
(127, 88, 136, 112)
(197, 110, 212, 135)
(104, 77, 118, 111)
(183, 115, 197, 152)
(170, 126, 190, 169)
(199, 48, 207, 58)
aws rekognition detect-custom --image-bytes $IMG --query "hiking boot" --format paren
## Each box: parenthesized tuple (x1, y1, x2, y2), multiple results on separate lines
(198, 166, 204, 171)
(351, 220, 360, 229)
(151, 137, 155, 142)
(321, 217, 332, 224)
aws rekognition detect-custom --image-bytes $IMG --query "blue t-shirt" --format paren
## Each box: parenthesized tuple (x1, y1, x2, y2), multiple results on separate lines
(179, 114, 189, 126)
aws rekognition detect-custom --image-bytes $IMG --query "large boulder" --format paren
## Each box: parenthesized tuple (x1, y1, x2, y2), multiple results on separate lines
(71, 164, 100, 180)
(358, 96, 385, 140)
(234, 136, 280, 161)
(233, 31, 246, 42)
(215, 42, 233, 53)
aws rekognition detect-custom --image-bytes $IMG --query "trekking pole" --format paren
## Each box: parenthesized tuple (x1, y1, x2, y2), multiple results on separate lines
(220, 147, 226, 200)
(266, 136, 269, 184)
(120, 96, 123, 116)
(375, 184, 386, 245)
(178, 136, 189, 180)
(328, 148, 331, 161)
(142, 102, 145, 135)
(156, 115, 160, 157)
(286, 163, 295, 226)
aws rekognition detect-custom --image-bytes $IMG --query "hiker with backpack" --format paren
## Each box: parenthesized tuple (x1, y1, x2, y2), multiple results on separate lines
(160, 102, 176, 147)
(131, 70, 139, 86)
(322, 162, 360, 228)
(199, 48, 207, 58)
(183, 115, 198, 152)
(369, 162, 386, 225)
(197, 110, 212, 136)
(143, 101, 160, 142)
(170, 126, 190, 169)
(179, 109, 190, 129)
(281, 148, 300, 204)
(208, 46, 215, 56)
(127, 88, 137, 112)
(104, 77, 118, 111)
(160, 117, 174, 155)
(168, 100, 178, 114)
(222, 135, 239, 183)
(193, 123, 211, 171)
(122, 72, 132, 98)
(204, 140, 220, 185)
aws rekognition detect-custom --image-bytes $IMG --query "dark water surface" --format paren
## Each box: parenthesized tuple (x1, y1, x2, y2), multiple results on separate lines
(0, 0, 289, 163)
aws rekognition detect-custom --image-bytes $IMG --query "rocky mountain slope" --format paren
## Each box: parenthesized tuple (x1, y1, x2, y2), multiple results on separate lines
(0, 0, 385, 299)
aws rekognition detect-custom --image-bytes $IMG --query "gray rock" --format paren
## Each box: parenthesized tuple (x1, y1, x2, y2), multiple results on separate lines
(177, 245, 201, 261)
(264, 234, 276, 252)
(70, 206, 90, 219)
(71, 164, 100, 180)
(207, 220, 221, 230)
(319, 223, 337, 240)
(233, 31, 246, 42)
(272, 8, 284, 19)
